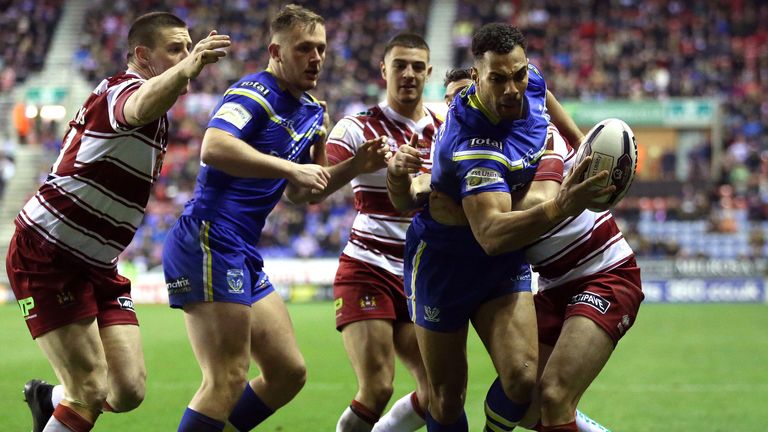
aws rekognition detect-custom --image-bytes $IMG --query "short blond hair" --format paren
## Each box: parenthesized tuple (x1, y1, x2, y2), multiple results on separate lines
(270, 4, 324, 39)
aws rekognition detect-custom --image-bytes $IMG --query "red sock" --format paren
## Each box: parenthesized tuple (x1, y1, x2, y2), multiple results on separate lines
(53, 404, 94, 432)
(410, 391, 426, 419)
(350, 399, 379, 425)
(540, 421, 578, 432)
(102, 401, 114, 412)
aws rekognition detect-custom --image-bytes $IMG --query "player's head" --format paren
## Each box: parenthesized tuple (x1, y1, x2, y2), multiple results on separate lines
(268, 4, 326, 96)
(470, 23, 528, 121)
(443, 68, 472, 105)
(381, 33, 432, 108)
(127, 12, 191, 79)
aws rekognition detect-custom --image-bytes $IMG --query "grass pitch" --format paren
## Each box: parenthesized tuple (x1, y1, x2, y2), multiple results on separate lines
(1, 302, 767, 431)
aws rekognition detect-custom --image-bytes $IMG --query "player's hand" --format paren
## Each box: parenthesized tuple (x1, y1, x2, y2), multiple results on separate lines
(318, 101, 330, 140)
(352, 136, 389, 174)
(387, 134, 423, 178)
(184, 30, 231, 79)
(555, 156, 616, 216)
(288, 163, 331, 191)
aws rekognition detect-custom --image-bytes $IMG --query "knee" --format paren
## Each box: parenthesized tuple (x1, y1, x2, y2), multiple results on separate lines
(361, 378, 394, 410)
(110, 380, 146, 412)
(500, 361, 538, 401)
(202, 362, 250, 404)
(266, 360, 307, 397)
(539, 376, 574, 412)
(429, 387, 465, 424)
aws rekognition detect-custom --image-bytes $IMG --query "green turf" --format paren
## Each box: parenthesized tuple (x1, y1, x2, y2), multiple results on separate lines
(1, 303, 767, 431)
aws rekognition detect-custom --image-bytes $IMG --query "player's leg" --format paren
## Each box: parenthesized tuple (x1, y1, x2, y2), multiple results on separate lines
(98, 325, 146, 412)
(336, 319, 396, 431)
(371, 321, 428, 432)
(538, 262, 643, 431)
(472, 291, 538, 431)
(226, 290, 307, 431)
(35, 318, 109, 431)
(181, 302, 251, 430)
(415, 325, 470, 429)
(538, 316, 613, 431)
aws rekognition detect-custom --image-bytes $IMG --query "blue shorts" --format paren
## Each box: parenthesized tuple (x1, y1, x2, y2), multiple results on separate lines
(404, 226, 532, 332)
(162, 216, 274, 309)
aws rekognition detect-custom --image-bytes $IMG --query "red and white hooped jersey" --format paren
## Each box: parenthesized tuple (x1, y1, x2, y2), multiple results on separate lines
(326, 102, 442, 276)
(16, 70, 168, 268)
(527, 126, 634, 291)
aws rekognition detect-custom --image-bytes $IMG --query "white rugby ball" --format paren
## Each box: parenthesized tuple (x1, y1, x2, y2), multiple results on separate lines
(573, 118, 638, 210)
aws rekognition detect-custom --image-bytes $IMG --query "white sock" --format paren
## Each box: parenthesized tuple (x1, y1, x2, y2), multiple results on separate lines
(42, 417, 73, 431)
(372, 392, 425, 432)
(51, 385, 65, 408)
(337, 406, 374, 432)
(575, 409, 611, 432)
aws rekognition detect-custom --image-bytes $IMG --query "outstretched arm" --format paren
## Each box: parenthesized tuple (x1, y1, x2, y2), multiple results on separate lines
(124, 31, 230, 127)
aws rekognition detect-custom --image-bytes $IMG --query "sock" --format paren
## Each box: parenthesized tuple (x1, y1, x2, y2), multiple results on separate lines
(44, 404, 93, 432)
(178, 407, 225, 432)
(540, 421, 578, 432)
(336, 400, 378, 432)
(372, 391, 426, 431)
(51, 385, 64, 409)
(228, 383, 275, 431)
(103, 401, 115, 413)
(484, 377, 530, 431)
(425, 410, 468, 432)
(575, 410, 611, 432)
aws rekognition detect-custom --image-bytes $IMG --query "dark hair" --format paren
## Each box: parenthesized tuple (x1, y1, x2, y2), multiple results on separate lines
(443, 68, 472, 87)
(471, 23, 526, 59)
(384, 33, 430, 58)
(271, 4, 324, 38)
(127, 12, 187, 60)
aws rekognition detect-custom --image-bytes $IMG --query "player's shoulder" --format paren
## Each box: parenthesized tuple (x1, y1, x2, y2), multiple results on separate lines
(229, 71, 275, 99)
(527, 63, 546, 90)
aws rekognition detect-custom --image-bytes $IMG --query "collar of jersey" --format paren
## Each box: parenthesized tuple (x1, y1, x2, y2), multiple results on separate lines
(263, 68, 320, 106)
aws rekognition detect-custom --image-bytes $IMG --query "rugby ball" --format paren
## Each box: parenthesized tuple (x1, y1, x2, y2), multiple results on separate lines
(573, 118, 638, 210)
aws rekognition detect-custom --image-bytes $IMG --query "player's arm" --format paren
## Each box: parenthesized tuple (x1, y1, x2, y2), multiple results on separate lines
(386, 135, 429, 211)
(202, 127, 330, 190)
(123, 31, 230, 127)
(463, 157, 613, 255)
(286, 119, 390, 204)
(545, 90, 584, 149)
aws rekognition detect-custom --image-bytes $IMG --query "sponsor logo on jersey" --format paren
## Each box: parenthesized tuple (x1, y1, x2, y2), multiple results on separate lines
(227, 269, 245, 294)
(213, 102, 252, 130)
(167, 277, 192, 294)
(334, 298, 343, 311)
(359, 295, 377, 311)
(469, 138, 503, 150)
(465, 168, 503, 191)
(424, 305, 441, 322)
(239, 81, 271, 96)
(18, 297, 35, 318)
(117, 296, 135, 312)
(329, 122, 347, 140)
(569, 291, 611, 314)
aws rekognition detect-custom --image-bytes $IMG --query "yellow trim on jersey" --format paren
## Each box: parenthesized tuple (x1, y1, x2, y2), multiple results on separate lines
(485, 401, 516, 430)
(409, 240, 428, 323)
(199, 221, 214, 302)
(453, 153, 524, 172)
(468, 92, 500, 125)
(224, 88, 319, 142)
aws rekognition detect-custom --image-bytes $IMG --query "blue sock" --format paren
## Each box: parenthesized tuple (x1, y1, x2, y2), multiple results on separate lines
(178, 407, 224, 432)
(228, 383, 275, 431)
(426, 410, 468, 431)
(484, 377, 530, 431)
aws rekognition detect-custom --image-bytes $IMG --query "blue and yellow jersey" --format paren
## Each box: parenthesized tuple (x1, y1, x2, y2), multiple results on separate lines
(414, 63, 550, 256)
(182, 70, 326, 246)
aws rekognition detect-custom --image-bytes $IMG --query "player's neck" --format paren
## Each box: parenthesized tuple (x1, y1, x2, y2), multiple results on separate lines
(126, 61, 152, 80)
(267, 63, 304, 99)
(387, 98, 425, 121)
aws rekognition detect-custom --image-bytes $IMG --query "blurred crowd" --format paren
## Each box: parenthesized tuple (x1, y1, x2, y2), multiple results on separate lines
(0, 0, 63, 92)
(8, 0, 768, 268)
